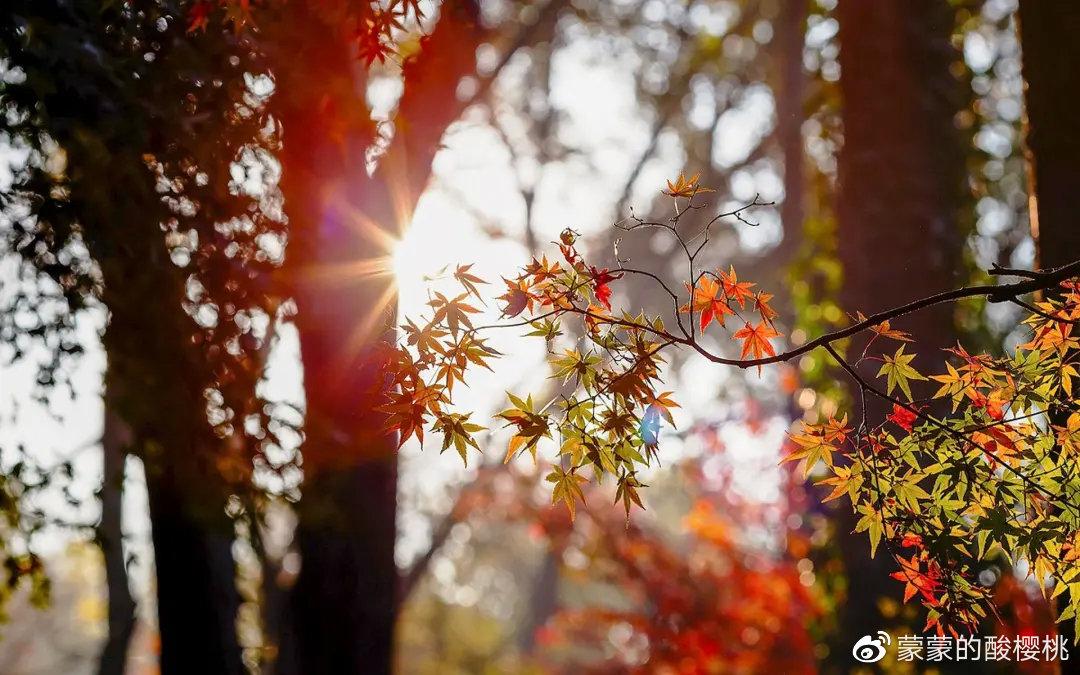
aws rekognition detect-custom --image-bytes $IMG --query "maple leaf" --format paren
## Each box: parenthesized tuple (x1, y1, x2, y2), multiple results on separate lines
(816, 466, 851, 503)
(401, 318, 448, 355)
(663, 172, 714, 198)
(890, 555, 942, 605)
(615, 473, 646, 523)
(432, 413, 485, 465)
(822, 414, 851, 443)
(557, 228, 580, 264)
(394, 0, 426, 19)
(679, 277, 733, 331)
(453, 263, 487, 301)
(930, 361, 970, 410)
(551, 349, 600, 389)
(733, 321, 779, 372)
(187, 0, 212, 33)
(589, 266, 623, 310)
(547, 466, 587, 521)
(1055, 412, 1080, 455)
(887, 403, 918, 432)
(853, 311, 913, 342)
(877, 346, 927, 401)
(753, 291, 779, 324)
(356, 18, 394, 66)
(497, 278, 537, 318)
(944, 343, 994, 373)
(900, 533, 924, 549)
(428, 291, 481, 336)
(718, 266, 755, 309)
(497, 393, 551, 463)
(967, 388, 1006, 421)
(644, 391, 679, 426)
(435, 334, 499, 392)
(786, 421, 843, 477)
(221, 0, 254, 30)
(379, 380, 444, 448)
(582, 303, 611, 333)
(523, 255, 562, 283)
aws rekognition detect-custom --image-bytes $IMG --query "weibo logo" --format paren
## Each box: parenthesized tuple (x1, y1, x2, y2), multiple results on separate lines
(852, 631, 891, 663)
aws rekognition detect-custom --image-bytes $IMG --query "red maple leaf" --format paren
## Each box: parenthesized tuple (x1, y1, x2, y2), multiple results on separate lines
(887, 403, 919, 432)
(590, 266, 623, 310)
(890, 555, 942, 605)
(900, 533, 924, 549)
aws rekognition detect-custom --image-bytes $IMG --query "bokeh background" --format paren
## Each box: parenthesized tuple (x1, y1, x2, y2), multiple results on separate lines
(0, 0, 1065, 673)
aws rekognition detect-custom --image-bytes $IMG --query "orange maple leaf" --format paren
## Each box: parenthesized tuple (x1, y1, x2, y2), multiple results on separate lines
(680, 277, 733, 331)
(663, 172, 714, 198)
(718, 266, 755, 309)
(733, 321, 779, 370)
(753, 291, 779, 324)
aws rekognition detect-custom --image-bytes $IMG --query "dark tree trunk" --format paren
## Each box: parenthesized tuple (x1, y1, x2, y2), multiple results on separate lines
(268, 4, 486, 672)
(97, 265, 244, 675)
(774, 0, 808, 266)
(82, 160, 244, 675)
(143, 471, 244, 675)
(268, 11, 395, 674)
(96, 404, 136, 675)
(1017, 0, 1080, 655)
(832, 0, 966, 663)
(93, 274, 243, 675)
(1018, 2, 1080, 271)
(7, 4, 263, 671)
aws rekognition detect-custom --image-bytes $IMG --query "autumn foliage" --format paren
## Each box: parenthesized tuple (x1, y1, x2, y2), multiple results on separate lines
(382, 175, 1080, 640)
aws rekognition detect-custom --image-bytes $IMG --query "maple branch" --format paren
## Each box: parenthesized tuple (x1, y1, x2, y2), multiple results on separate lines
(459, 257, 1080, 374)
(692, 258, 1080, 369)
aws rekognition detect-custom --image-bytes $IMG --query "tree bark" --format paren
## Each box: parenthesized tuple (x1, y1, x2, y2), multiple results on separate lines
(77, 155, 244, 675)
(774, 0, 808, 267)
(93, 210, 244, 675)
(268, 3, 486, 672)
(833, 0, 966, 663)
(1017, 0, 1080, 654)
(1017, 2, 1080, 272)
(96, 404, 136, 675)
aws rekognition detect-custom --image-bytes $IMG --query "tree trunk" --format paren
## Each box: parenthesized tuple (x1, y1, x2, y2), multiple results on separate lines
(774, 0, 808, 267)
(98, 277, 244, 675)
(96, 404, 136, 675)
(833, 0, 966, 662)
(82, 160, 244, 675)
(1017, 0, 1080, 654)
(268, 4, 486, 672)
(515, 549, 560, 654)
(7, 3, 257, 671)
(1017, 2, 1080, 272)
